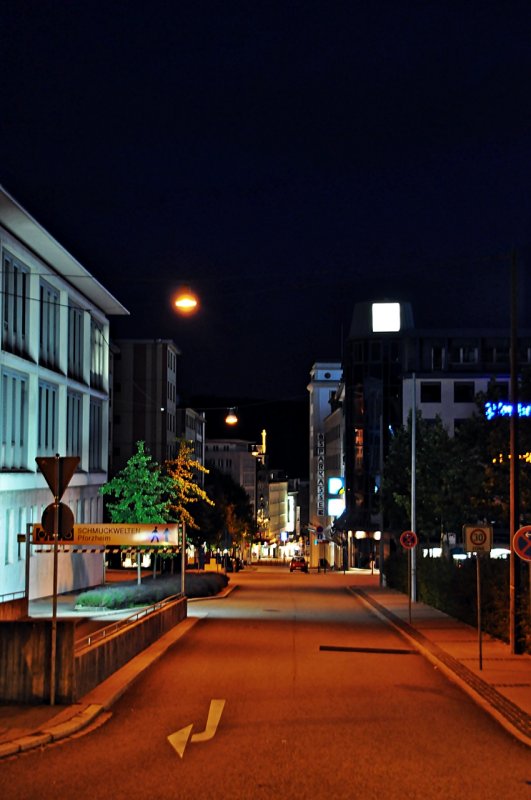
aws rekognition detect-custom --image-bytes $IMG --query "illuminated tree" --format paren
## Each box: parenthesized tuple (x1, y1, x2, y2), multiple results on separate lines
(100, 440, 171, 523)
(165, 439, 214, 530)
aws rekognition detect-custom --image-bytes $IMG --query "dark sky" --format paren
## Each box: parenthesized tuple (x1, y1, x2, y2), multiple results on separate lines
(2, 1, 531, 412)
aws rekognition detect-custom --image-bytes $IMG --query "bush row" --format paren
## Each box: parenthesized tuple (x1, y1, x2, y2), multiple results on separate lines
(384, 552, 531, 653)
(76, 572, 229, 609)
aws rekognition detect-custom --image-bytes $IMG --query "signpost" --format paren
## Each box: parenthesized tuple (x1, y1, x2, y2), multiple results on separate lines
(463, 524, 493, 670)
(400, 530, 417, 622)
(513, 525, 531, 562)
(35, 454, 79, 705)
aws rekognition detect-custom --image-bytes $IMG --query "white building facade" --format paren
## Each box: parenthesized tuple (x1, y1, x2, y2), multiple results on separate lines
(0, 186, 127, 599)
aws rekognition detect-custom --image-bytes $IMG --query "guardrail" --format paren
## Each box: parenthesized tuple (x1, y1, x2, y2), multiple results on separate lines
(0, 590, 26, 603)
(74, 592, 183, 652)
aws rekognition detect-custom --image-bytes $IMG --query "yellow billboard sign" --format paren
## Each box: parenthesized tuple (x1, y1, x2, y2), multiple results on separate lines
(73, 524, 180, 547)
(31, 523, 181, 546)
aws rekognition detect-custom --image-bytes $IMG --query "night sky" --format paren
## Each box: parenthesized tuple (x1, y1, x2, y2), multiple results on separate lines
(2, 2, 531, 457)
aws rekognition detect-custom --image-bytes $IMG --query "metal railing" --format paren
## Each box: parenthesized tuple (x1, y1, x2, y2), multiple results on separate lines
(0, 590, 26, 603)
(74, 592, 183, 652)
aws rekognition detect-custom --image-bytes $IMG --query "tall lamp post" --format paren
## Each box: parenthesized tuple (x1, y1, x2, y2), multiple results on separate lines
(509, 253, 523, 653)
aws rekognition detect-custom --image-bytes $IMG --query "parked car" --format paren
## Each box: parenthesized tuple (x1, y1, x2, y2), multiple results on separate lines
(289, 556, 308, 573)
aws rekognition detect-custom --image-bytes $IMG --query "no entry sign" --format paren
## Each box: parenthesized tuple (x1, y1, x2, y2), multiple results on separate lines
(514, 526, 531, 562)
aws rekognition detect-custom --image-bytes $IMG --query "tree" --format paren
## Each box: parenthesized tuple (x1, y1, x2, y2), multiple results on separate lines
(165, 439, 214, 530)
(191, 467, 255, 552)
(382, 412, 475, 541)
(100, 441, 172, 522)
(100, 441, 173, 582)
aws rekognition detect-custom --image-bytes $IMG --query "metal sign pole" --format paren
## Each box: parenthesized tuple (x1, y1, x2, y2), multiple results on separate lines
(477, 554, 483, 671)
(181, 521, 186, 596)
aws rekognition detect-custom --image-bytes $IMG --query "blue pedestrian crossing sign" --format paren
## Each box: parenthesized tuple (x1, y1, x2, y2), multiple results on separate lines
(513, 526, 531, 562)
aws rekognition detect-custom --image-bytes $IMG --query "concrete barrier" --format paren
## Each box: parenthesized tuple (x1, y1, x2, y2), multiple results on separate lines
(0, 597, 187, 703)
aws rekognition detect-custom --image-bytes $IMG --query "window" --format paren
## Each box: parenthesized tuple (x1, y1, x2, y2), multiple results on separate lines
(66, 391, 82, 458)
(39, 281, 60, 369)
(90, 318, 105, 389)
(454, 382, 475, 403)
(38, 382, 58, 456)
(450, 343, 478, 365)
(431, 345, 445, 371)
(1, 370, 28, 469)
(484, 342, 509, 365)
(68, 303, 84, 380)
(2, 253, 29, 356)
(89, 399, 103, 470)
(420, 382, 441, 403)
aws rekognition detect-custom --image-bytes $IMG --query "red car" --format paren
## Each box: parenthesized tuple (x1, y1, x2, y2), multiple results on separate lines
(289, 556, 308, 573)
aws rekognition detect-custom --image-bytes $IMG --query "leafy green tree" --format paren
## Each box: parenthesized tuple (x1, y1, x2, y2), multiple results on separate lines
(100, 441, 172, 522)
(100, 441, 173, 582)
(382, 412, 476, 541)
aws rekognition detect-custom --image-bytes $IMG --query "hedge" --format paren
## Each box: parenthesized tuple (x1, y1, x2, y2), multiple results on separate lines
(384, 552, 530, 653)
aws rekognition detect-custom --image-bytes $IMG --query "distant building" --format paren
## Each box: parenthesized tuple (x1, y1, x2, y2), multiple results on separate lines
(205, 438, 259, 514)
(339, 299, 531, 565)
(111, 339, 181, 473)
(0, 185, 128, 599)
(306, 362, 342, 567)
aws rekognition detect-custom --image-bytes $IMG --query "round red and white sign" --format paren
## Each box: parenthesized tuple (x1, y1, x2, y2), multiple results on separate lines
(400, 530, 418, 549)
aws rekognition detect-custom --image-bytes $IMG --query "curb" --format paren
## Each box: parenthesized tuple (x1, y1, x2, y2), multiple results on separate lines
(349, 587, 531, 749)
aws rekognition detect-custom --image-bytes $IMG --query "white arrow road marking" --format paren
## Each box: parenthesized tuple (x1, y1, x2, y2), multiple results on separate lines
(167, 699, 226, 758)
(167, 723, 193, 759)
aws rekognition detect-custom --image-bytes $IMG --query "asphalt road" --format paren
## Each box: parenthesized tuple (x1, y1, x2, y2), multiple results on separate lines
(2, 568, 530, 800)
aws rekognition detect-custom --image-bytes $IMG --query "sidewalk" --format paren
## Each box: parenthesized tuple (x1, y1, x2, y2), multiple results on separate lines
(1, 577, 530, 758)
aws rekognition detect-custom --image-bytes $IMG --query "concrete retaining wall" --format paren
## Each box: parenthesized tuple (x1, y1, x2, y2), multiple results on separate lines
(75, 597, 187, 698)
(0, 597, 187, 704)
(0, 597, 29, 620)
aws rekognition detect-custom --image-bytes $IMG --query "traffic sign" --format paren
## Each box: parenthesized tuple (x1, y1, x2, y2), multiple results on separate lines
(463, 525, 492, 553)
(36, 455, 80, 500)
(513, 526, 531, 562)
(400, 530, 417, 549)
(41, 502, 75, 541)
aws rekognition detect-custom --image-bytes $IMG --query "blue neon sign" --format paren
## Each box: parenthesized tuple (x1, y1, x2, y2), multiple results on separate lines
(485, 401, 531, 420)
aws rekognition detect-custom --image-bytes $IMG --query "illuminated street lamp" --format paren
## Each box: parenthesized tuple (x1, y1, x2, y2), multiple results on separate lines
(225, 407, 238, 425)
(172, 285, 199, 315)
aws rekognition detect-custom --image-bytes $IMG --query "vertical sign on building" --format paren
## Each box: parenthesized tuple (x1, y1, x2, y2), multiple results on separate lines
(316, 432, 325, 516)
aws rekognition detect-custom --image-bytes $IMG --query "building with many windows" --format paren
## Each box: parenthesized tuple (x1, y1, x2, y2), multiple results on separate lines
(306, 362, 342, 567)
(0, 185, 128, 599)
(111, 338, 182, 474)
(336, 299, 531, 565)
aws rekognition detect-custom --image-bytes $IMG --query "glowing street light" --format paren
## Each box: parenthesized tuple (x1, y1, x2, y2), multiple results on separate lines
(172, 285, 199, 315)
(225, 408, 238, 425)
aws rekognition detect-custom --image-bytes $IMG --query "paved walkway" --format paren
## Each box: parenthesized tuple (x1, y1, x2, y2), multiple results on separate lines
(1, 575, 530, 758)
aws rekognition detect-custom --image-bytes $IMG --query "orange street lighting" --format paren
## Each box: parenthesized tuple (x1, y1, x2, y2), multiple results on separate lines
(172, 285, 199, 315)
(225, 408, 238, 425)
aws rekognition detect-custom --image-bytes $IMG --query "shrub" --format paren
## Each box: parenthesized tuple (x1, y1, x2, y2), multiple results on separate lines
(76, 572, 229, 609)
(384, 551, 530, 652)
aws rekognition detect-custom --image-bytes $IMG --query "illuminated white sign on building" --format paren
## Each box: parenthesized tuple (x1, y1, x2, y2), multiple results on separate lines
(316, 432, 325, 516)
(372, 302, 401, 332)
(327, 476, 345, 517)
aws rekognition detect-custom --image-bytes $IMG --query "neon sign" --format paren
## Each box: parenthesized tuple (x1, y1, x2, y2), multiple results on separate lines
(485, 401, 531, 420)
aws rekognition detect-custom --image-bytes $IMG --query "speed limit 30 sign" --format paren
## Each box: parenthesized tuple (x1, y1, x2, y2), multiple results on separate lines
(463, 525, 492, 553)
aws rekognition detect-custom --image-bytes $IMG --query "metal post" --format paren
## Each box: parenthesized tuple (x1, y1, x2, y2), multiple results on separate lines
(477, 554, 483, 670)
(509, 251, 523, 653)
(411, 374, 417, 603)
(50, 456, 60, 705)
(181, 520, 186, 596)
